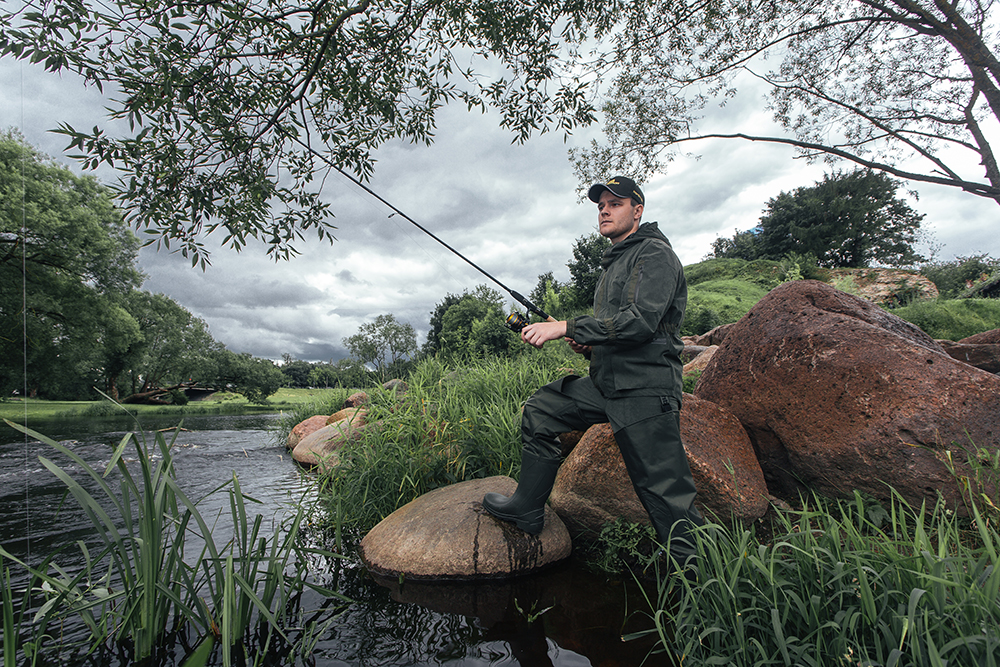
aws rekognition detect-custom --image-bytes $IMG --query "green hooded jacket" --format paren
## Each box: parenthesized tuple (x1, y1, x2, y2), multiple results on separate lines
(565, 222, 686, 400)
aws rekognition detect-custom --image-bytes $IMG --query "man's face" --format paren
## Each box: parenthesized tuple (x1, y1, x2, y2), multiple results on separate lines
(597, 191, 643, 244)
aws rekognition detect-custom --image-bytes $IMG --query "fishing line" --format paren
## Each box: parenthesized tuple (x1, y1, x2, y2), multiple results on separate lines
(18, 42, 33, 582)
(321, 158, 554, 324)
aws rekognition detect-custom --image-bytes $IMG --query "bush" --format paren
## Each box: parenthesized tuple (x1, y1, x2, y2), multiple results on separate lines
(921, 254, 1000, 298)
(682, 279, 768, 336)
(891, 298, 1000, 340)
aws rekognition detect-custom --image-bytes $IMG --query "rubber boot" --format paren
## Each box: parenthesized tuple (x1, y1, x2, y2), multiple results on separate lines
(482, 451, 560, 535)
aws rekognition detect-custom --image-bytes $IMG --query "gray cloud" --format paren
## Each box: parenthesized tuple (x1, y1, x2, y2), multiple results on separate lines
(4, 59, 999, 364)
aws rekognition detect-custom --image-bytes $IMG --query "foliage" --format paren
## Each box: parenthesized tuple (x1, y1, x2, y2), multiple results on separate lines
(565, 232, 611, 311)
(0, 419, 344, 664)
(279, 355, 315, 388)
(0, 131, 143, 400)
(318, 351, 587, 535)
(654, 491, 1000, 666)
(429, 286, 522, 360)
(573, 0, 1000, 207)
(891, 298, 1000, 341)
(214, 350, 285, 404)
(0, 0, 600, 265)
(343, 313, 417, 383)
(711, 170, 926, 268)
(921, 254, 1000, 298)
(682, 279, 768, 336)
(116, 290, 222, 398)
(685, 257, 821, 289)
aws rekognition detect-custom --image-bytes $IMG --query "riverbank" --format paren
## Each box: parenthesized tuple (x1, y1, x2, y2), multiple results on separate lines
(0, 387, 346, 422)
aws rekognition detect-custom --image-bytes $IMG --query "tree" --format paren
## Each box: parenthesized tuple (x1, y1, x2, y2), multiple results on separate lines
(565, 232, 611, 310)
(119, 291, 222, 397)
(434, 285, 519, 359)
(573, 0, 1000, 207)
(423, 293, 463, 356)
(0, 132, 144, 399)
(343, 314, 417, 382)
(214, 350, 284, 404)
(1, 0, 599, 265)
(754, 170, 926, 268)
(279, 355, 315, 388)
(710, 228, 764, 262)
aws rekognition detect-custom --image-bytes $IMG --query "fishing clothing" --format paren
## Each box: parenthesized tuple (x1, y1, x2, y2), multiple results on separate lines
(495, 221, 703, 561)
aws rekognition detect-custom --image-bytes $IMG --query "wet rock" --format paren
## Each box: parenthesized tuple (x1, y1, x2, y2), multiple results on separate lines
(548, 394, 769, 536)
(695, 280, 1000, 510)
(286, 414, 329, 450)
(360, 477, 571, 580)
(291, 407, 368, 467)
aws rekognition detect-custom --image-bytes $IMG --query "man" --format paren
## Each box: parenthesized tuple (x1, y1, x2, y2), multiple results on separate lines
(482, 175, 703, 567)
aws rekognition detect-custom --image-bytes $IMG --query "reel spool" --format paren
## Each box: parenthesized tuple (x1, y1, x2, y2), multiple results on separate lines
(505, 311, 528, 332)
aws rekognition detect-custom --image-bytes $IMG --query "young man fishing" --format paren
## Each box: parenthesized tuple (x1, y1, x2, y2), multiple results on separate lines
(481, 176, 703, 569)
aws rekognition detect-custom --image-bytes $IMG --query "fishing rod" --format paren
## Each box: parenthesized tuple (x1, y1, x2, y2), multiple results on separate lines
(332, 166, 555, 332)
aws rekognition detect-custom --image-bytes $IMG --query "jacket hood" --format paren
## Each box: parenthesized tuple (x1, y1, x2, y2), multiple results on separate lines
(601, 222, 670, 268)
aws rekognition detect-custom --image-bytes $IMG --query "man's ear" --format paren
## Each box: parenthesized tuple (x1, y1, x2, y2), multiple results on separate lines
(633, 203, 644, 222)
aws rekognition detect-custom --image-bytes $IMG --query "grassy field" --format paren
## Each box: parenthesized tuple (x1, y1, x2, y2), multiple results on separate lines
(0, 387, 347, 422)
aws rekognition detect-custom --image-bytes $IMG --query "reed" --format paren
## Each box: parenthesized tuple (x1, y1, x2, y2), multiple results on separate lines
(653, 490, 1000, 666)
(1, 419, 346, 665)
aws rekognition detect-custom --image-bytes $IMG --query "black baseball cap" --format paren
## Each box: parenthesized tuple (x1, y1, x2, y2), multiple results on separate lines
(587, 176, 644, 206)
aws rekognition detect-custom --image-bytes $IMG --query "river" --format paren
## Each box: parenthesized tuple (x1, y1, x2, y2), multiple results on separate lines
(0, 413, 673, 666)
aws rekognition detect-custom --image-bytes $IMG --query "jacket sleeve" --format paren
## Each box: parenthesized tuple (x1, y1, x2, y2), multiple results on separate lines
(566, 241, 681, 347)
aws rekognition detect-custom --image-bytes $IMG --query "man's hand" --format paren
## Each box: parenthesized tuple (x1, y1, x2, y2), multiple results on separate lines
(521, 320, 568, 349)
(566, 338, 592, 357)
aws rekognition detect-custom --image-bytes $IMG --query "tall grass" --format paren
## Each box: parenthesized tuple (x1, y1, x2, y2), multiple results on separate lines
(0, 419, 346, 665)
(650, 490, 1000, 666)
(317, 353, 586, 536)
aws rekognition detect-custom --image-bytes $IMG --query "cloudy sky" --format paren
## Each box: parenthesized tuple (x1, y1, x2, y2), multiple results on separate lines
(3, 57, 997, 363)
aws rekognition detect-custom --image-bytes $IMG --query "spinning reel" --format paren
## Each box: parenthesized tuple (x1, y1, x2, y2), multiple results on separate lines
(505, 310, 528, 333)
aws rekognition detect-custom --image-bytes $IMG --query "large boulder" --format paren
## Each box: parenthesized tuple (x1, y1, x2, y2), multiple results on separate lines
(359, 477, 571, 580)
(291, 407, 368, 467)
(548, 394, 769, 536)
(695, 280, 1000, 509)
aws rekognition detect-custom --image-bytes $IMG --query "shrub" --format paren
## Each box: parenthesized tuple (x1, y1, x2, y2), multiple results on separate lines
(921, 254, 1000, 298)
(682, 279, 768, 336)
(891, 298, 1000, 341)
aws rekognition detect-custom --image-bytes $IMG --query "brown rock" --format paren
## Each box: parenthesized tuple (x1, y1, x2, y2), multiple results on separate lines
(292, 408, 368, 467)
(359, 477, 571, 580)
(344, 391, 368, 408)
(682, 322, 735, 347)
(683, 345, 718, 375)
(826, 268, 939, 305)
(937, 340, 1000, 374)
(961, 328, 1000, 345)
(286, 415, 329, 450)
(548, 394, 769, 536)
(695, 280, 1000, 510)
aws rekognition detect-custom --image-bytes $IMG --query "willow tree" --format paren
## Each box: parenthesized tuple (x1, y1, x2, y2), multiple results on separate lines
(1, 0, 599, 266)
(573, 0, 1000, 206)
